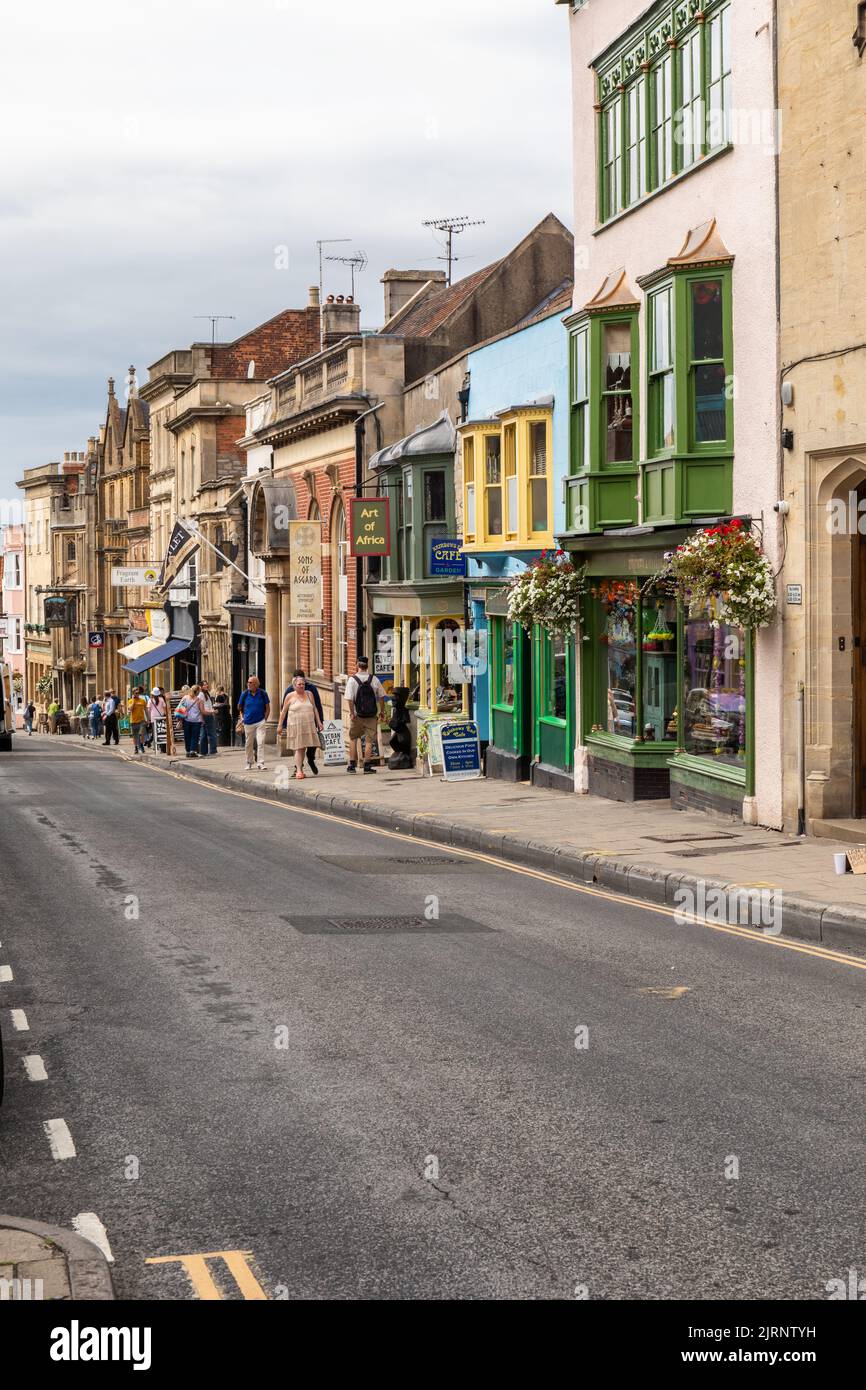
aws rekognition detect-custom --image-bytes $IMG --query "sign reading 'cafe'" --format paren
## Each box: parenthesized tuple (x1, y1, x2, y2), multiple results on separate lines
(349, 496, 390, 557)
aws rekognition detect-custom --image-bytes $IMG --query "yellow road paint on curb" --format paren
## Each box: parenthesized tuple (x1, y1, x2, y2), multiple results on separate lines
(146, 1250, 267, 1300)
(86, 746, 866, 976)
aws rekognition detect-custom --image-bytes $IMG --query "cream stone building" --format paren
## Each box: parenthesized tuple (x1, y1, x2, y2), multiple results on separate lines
(778, 2, 866, 833)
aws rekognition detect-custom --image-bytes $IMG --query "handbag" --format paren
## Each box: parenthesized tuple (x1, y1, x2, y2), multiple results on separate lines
(317, 729, 326, 751)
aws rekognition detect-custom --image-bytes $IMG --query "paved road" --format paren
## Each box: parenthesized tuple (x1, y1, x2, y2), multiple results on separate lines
(1, 735, 865, 1300)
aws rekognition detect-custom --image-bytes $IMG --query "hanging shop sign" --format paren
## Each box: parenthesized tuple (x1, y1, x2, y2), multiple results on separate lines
(288, 521, 323, 624)
(439, 719, 482, 781)
(88, 630, 105, 648)
(429, 538, 465, 577)
(111, 565, 159, 587)
(349, 496, 390, 557)
(43, 596, 73, 628)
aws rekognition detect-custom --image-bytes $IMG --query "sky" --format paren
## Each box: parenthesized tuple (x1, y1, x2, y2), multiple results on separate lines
(0, 0, 572, 508)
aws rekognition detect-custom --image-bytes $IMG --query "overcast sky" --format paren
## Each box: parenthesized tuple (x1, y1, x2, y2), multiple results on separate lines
(0, 0, 572, 505)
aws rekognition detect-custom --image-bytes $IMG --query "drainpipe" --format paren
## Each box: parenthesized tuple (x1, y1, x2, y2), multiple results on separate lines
(354, 401, 384, 662)
(796, 679, 806, 835)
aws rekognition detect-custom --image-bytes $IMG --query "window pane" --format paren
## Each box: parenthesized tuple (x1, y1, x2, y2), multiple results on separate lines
(574, 331, 587, 401)
(486, 486, 502, 536)
(530, 477, 548, 532)
(652, 289, 671, 370)
(506, 474, 518, 532)
(598, 586, 636, 735)
(683, 610, 746, 764)
(530, 422, 547, 475)
(661, 372, 675, 447)
(424, 470, 446, 522)
(464, 436, 474, 482)
(549, 634, 567, 720)
(694, 363, 727, 441)
(605, 392, 634, 462)
(501, 623, 514, 706)
(604, 320, 631, 385)
(641, 597, 678, 739)
(485, 435, 501, 483)
(692, 280, 723, 359)
(466, 484, 475, 535)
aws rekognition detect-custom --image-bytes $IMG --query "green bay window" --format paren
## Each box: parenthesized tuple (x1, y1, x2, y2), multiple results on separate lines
(641, 262, 733, 526)
(595, 1, 732, 226)
(565, 305, 640, 535)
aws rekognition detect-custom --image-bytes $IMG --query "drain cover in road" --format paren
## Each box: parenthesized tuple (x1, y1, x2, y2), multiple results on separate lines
(317, 854, 479, 873)
(285, 913, 493, 935)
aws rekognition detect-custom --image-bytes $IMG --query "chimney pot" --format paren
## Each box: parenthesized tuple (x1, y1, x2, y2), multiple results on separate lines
(308, 285, 320, 307)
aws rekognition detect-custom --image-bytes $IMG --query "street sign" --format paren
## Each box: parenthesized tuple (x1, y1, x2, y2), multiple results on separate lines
(349, 496, 390, 557)
(429, 537, 465, 576)
(152, 716, 169, 754)
(321, 718, 346, 765)
(111, 566, 159, 587)
(786, 584, 803, 604)
(440, 720, 482, 781)
(88, 631, 105, 648)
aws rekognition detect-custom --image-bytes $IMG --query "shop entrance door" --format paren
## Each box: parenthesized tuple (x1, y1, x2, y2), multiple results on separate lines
(854, 488, 866, 815)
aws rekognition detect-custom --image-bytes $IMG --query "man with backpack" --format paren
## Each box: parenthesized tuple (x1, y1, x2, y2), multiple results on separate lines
(344, 656, 385, 774)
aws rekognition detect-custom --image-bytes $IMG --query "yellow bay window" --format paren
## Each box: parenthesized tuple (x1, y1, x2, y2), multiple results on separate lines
(460, 409, 554, 551)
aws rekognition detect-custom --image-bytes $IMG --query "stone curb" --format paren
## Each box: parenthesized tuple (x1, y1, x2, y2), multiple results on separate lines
(0, 1215, 114, 1300)
(93, 744, 866, 957)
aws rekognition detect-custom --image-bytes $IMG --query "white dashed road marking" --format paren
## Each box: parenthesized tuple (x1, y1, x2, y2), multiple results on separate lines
(72, 1212, 115, 1263)
(43, 1118, 76, 1161)
(10, 1008, 29, 1030)
(23, 1054, 48, 1081)
(0, 965, 13, 982)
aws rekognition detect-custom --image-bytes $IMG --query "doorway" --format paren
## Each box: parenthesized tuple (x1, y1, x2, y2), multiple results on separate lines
(854, 487, 866, 815)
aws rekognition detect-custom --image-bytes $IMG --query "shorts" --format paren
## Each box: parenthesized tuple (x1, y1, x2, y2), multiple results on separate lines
(349, 714, 378, 742)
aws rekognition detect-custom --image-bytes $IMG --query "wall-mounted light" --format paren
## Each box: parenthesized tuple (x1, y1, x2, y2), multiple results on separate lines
(782, 428, 795, 450)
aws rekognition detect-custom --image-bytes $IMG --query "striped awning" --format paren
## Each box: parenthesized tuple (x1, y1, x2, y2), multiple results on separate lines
(118, 635, 164, 660)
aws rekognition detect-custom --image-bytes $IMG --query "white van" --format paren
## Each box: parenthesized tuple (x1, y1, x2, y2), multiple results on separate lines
(0, 662, 14, 751)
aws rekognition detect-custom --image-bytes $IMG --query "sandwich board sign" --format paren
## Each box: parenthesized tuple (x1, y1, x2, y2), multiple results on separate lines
(321, 719, 346, 765)
(440, 720, 482, 781)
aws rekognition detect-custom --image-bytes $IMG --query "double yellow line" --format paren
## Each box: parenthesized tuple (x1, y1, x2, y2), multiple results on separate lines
(116, 748, 866, 974)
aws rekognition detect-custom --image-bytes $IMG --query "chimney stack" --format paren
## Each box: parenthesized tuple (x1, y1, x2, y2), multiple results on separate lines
(308, 285, 320, 308)
(381, 269, 447, 324)
(321, 295, 361, 347)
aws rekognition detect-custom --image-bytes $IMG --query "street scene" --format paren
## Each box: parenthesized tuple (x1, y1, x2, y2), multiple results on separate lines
(0, 0, 865, 1348)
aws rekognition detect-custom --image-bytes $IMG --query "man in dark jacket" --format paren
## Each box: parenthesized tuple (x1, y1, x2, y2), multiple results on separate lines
(282, 668, 324, 774)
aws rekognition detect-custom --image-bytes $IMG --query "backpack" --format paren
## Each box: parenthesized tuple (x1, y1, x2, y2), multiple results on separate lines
(354, 675, 378, 718)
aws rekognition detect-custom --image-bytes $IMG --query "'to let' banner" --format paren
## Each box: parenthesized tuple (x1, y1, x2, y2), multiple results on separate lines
(288, 521, 322, 624)
(349, 496, 390, 557)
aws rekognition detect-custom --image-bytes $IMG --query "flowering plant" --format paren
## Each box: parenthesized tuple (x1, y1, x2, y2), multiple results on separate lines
(507, 550, 586, 634)
(657, 520, 776, 628)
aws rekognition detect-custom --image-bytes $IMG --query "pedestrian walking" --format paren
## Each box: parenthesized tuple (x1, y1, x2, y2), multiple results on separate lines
(237, 675, 270, 770)
(198, 680, 218, 757)
(102, 691, 120, 745)
(48, 699, 60, 734)
(23, 701, 36, 736)
(88, 696, 103, 741)
(344, 656, 385, 774)
(75, 699, 89, 736)
(128, 686, 148, 755)
(214, 685, 231, 746)
(281, 669, 323, 774)
(179, 684, 205, 758)
(277, 674, 323, 780)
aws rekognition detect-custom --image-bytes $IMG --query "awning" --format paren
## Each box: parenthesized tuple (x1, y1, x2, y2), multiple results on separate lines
(122, 637, 191, 675)
(118, 635, 163, 660)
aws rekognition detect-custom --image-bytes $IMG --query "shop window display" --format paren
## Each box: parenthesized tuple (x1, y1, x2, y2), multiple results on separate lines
(683, 606, 746, 763)
(641, 595, 678, 741)
(593, 579, 638, 736)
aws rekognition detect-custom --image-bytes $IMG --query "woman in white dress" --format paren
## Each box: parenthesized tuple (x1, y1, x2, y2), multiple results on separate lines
(277, 674, 323, 780)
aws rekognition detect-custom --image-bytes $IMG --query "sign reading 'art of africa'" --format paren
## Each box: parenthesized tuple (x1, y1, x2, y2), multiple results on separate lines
(349, 497, 390, 557)
(288, 521, 322, 624)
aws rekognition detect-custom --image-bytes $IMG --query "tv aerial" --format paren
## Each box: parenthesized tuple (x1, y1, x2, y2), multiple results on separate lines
(421, 215, 485, 285)
(325, 249, 368, 299)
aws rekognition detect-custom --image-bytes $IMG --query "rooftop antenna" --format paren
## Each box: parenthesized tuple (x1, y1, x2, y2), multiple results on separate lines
(195, 315, 236, 346)
(325, 249, 368, 300)
(316, 237, 351, 349)
(421, 215, 486, 286)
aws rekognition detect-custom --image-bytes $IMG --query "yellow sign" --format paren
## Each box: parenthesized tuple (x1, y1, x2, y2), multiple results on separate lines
(349, 496, 390, 556)
(288, 521, 322, 624)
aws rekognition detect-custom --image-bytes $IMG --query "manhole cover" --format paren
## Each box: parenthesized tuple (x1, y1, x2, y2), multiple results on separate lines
(284, 913, 493, 935)
(317, 854, 478, 873)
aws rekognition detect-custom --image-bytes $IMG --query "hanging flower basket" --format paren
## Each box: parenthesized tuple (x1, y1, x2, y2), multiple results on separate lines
(652, 520, 776, 629)
(507, 550, 586, 635)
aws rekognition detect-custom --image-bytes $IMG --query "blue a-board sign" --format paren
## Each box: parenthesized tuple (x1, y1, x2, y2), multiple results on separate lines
(439, 720, 482, 781)
(429, 538, 465, 577)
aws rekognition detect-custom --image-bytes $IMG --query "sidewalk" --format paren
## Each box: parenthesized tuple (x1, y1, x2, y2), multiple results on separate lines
(0, 1216, 114, 1300)
(119, 738, 866, 955)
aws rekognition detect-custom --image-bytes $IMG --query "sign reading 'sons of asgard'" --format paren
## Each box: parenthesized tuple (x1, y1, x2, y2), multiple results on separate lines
(288, 521, 322, 624)
(349, 497, 390, 557)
